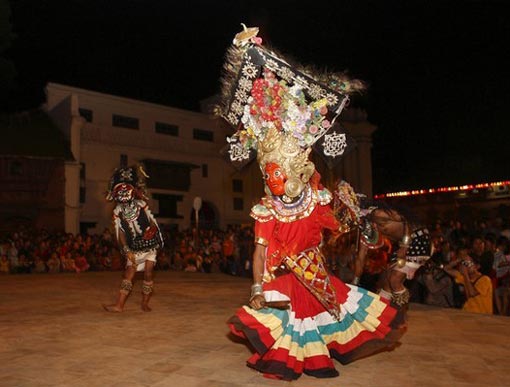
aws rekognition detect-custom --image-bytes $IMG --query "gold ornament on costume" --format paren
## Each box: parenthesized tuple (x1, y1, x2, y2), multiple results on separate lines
(233, 24, 260, 47)
(285, 177, 305, 199)
(258, 127, 282, 154)
(280, 134, 301, 159)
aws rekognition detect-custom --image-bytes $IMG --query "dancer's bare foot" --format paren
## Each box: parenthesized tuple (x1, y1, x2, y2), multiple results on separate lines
(141, 304, 152, 312)
(103, 304, 123, 313)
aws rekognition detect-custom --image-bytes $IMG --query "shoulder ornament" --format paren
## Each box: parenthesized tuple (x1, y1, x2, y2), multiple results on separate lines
(317, 188, 332, 205)
(250, 203, 274, 222)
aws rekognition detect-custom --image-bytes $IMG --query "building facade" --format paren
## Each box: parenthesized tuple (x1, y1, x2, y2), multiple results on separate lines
(0, 110, 73, 233)
(44, 83, 375, 235)
(45, 83, 267, 235)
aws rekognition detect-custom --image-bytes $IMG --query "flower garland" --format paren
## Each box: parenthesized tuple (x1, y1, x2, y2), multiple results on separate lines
(236, 68, 331, 153)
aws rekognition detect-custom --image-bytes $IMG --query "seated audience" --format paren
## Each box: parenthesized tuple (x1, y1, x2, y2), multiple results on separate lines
(444, 247, 493, 314)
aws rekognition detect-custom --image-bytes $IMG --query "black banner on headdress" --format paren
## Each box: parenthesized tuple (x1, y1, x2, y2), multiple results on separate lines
(313, 124, 356, 169)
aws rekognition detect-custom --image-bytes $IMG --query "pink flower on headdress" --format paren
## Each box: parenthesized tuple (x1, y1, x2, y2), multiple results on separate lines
(322, 120, 331, 129)
(309, 125, 318, 134)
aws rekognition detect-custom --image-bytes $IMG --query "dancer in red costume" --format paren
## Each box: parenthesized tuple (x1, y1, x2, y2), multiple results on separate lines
(218, 25, 405, 381)
(228, 130, 404, 380)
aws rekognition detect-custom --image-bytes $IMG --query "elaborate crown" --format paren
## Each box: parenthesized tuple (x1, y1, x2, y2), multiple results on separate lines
(216, 24, 365, 194)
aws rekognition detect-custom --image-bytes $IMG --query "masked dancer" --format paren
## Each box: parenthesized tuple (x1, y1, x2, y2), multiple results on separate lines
(103, 165, 163, 312)
(217, 25, 405, 381)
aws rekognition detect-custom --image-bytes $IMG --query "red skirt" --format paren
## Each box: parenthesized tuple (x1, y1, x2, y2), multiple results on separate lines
(228, 273, 404, 380)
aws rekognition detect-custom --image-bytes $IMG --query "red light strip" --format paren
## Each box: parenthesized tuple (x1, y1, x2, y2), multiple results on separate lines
(374, 180, 510, 199)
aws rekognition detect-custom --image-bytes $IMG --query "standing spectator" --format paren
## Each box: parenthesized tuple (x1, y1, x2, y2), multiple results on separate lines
(470, 236, 494, 277)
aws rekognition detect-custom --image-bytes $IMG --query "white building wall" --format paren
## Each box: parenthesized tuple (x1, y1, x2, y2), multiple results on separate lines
(45, 83, 259, 234)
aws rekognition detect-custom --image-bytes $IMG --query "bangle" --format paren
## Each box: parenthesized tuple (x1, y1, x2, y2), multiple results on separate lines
(352, 276, 360, 285)
(251, 283, 263, 298)
(399, 235, 411, 248)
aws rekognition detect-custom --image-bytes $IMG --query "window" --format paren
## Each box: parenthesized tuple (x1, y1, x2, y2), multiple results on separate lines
(233, 197, 244, 211)
(152, 193, 183, 219)
(142, 159, 199, 191)
(232, 179, 243, 193)
(155, 122, 179, 136)
(79, 108, 93, 122)
(202, 164, 208, 178)
(193, 128, 214, 142)
(120, 154, 128, 167)
(112, 114, 139, 129)
(79, 163, 86, 203)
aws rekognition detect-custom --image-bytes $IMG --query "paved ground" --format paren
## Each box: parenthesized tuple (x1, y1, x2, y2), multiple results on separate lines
(1, 271, 509, 387)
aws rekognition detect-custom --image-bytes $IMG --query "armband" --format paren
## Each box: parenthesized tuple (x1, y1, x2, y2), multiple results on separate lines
(399, 234, 411, 248)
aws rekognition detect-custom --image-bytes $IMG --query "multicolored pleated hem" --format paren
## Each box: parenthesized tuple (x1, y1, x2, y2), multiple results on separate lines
(228, 273, 404, 381)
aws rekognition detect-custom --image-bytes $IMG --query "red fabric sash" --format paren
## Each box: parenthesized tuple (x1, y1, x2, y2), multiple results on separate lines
(283, 247, 341, 320)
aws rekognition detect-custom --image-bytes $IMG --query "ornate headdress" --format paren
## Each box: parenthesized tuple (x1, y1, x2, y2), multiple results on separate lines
(105, 165, 149, 202)
(216, 24, 365, 198)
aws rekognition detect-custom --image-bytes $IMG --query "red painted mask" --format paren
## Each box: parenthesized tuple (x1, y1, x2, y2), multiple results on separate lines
(264, 162, 286, 196)
(113, 183, 134, 203)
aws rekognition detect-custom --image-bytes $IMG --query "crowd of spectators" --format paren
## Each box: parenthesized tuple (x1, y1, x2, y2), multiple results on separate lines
(0, 225, 255, 279)
(339, 217, 510, 316)
(2, 216, 509, 316)
(0, 228, 121, 275)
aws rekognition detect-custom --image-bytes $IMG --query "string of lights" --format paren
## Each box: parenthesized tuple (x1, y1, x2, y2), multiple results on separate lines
(374, 181, 510, 199)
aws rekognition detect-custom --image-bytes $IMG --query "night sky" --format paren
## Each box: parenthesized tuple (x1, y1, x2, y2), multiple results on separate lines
(4, 0, 509, 193)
